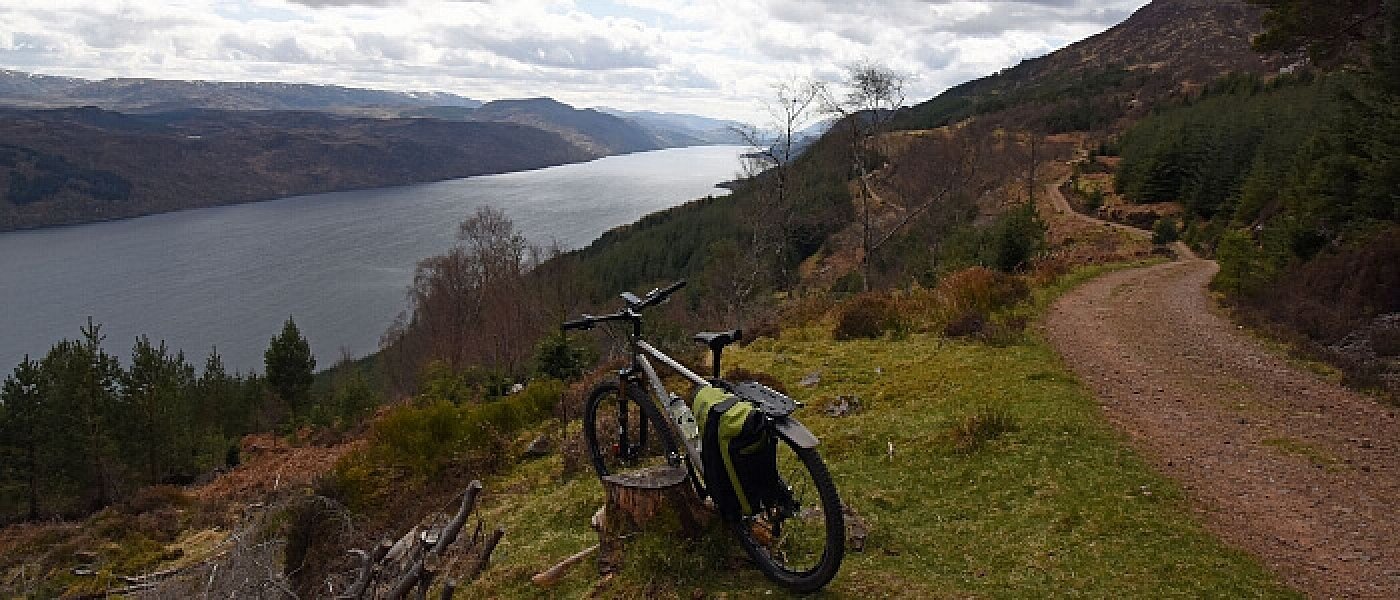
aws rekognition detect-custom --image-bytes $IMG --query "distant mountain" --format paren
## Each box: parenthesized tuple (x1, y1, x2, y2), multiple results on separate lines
(0, 69, 481, 113)
(0, 70, 730, 157)
(898, 0, 1285, 131)
(598, 108, 749, 145)
(0, 107, 594, 231)
(0, 72, 735, 229)
(468, 98, 670, 155)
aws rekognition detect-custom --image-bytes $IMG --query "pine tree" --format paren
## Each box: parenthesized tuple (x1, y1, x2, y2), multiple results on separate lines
(199, 348, 247, 437)
(265, 317, 316, 420)
(123, 336, 196, 483)
(42, 320, 123, 511)
(0, 357, 46, 519)
(1249, 0, 1386, 65)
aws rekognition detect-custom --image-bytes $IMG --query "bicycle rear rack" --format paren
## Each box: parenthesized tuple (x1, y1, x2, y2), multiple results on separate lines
(731, 381, 799, 418)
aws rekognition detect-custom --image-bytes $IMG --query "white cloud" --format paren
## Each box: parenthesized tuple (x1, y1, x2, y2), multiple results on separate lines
(0, 0, 1150, 122)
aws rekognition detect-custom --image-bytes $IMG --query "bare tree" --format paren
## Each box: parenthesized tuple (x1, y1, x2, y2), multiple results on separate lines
(877, 126, 987, 246)
(716, 78, 824, 324)
(819, 61, 985, 289)
(381, 207, 546, 394)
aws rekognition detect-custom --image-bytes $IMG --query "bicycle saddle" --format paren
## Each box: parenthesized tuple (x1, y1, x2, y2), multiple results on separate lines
(693, 329, 742, 350)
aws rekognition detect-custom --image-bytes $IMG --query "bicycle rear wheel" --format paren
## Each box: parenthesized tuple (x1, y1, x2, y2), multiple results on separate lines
(732, 435, 844, 593)
(583, 381, 679, 477)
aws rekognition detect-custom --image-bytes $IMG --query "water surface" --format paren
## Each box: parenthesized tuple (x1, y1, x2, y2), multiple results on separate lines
(0, 145, 743, 372)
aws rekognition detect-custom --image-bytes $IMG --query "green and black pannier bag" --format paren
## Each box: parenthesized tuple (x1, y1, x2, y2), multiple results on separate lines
(692, 385, 783, 521)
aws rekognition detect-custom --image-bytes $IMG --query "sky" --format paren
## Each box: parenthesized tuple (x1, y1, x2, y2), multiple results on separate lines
(0, 0, 1152, 123)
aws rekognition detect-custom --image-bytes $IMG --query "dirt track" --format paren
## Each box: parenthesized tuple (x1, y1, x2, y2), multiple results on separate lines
(1043, 184, 1400, 598)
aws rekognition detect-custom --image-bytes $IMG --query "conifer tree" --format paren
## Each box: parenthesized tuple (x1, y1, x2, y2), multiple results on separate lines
(265, 317, 316, 419)
(0, 357, 46, 519)
(199, 348, 246, 437)
(41, 320, 123, 510)
(123, 336, 196, 482)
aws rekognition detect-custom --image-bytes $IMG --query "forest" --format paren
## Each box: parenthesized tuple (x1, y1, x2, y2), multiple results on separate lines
(1108, 3, 1399, 387)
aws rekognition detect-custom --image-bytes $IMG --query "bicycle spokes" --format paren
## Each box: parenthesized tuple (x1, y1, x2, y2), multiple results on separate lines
(586, 383, 674, 476)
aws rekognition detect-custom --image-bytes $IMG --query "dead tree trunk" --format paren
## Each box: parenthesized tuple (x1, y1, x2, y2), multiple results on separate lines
(336, 480, 502, 600)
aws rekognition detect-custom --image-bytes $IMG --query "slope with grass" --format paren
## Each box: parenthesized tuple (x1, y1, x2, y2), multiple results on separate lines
(458, 267, 1298, 598)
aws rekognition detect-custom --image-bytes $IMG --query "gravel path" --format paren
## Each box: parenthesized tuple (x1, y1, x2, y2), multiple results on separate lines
(1044, 203, 1400, 597)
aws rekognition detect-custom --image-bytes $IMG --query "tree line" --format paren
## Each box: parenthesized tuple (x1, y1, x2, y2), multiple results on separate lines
(0, 317, 374, 522)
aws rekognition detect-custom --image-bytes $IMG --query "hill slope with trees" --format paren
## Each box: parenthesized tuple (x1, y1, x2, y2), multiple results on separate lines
(0, 107, 596, 231)
(1104, 0, 1399, 394)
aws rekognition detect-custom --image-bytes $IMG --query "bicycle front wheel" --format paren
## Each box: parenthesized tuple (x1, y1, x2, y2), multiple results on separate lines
(732, 435, 845, 593)
(583, 381, 679, 478)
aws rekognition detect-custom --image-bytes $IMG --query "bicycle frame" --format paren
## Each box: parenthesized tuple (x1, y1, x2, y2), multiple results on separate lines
(566, 279, 820, 481)
(620, 337, 709, 481)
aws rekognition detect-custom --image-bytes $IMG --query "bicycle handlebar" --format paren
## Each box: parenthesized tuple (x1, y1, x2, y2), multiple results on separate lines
(640, 280, 686, 308)
(560, 280, 686, 331)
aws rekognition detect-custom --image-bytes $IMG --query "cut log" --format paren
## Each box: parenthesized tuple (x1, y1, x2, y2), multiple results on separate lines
(596, 465, 712, 574)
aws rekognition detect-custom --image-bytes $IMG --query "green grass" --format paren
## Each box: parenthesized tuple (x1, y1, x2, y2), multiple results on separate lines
(1261, 437, 1344, 472)
(458, 266, 1298, 599)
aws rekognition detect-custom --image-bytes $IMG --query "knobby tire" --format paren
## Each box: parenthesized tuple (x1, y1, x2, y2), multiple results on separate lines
(732, 438, 845, 593)
(583, 381, 679, 478)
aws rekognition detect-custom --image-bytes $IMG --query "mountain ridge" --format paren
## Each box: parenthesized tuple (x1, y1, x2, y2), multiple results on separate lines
(899, 0, 1286, 131)
(467, 98, 674, 155)
(0, 69, 482, 113)
(596, 107, 749, 145)
(0, 69, 746, 151)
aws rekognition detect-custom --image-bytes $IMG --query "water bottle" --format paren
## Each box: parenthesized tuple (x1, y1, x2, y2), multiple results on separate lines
(668, 392, 701, 447)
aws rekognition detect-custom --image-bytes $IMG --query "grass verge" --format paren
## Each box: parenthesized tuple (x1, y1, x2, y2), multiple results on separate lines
(460, 263, 1299, 598)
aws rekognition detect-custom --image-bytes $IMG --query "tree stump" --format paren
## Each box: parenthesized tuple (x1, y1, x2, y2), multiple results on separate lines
(597, 465, 712, 574)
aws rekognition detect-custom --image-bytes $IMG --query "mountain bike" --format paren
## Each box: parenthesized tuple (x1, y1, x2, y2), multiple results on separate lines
(562, 281, 844, 593)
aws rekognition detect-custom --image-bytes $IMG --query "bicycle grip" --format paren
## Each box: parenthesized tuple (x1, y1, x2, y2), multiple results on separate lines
(659, 280, 687, 296)
(643, 280, 686, 307)
(561, 317, 593, 331)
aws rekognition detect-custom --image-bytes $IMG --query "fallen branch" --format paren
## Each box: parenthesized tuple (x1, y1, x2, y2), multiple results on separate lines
(466, 527, 505, 582)
(531, 544, 599, 587)
(338, 480, 502, 599)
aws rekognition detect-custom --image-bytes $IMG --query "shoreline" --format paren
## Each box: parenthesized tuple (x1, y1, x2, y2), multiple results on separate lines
(0, 143, 735, 235)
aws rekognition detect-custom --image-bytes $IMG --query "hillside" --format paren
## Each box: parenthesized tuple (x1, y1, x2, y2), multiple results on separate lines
(555, 0, 1288, 302)
(898, 0, 1284, 132)
(0, 107, 595, 231)
(0, 265, 1304, 598)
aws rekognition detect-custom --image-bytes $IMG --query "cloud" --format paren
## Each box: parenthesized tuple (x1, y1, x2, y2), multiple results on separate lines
(282, 0, 404, 6)
(0, 0, 1152, 121)
(440, 23, 662, 70)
